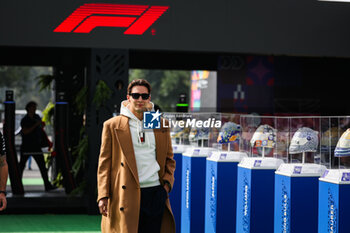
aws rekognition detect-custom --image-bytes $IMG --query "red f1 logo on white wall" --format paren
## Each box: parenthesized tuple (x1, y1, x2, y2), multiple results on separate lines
(54, 3, 169, 35)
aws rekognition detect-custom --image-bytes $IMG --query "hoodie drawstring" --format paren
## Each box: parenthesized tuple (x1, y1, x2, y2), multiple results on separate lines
(121, 101, 153, 147)
(137, 121, 151, 147)
(137, 121, 143, 144)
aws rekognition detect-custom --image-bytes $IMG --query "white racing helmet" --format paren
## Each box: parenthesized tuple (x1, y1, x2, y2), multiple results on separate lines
(289, 127, 319, 154)
(335, 129, 350, 157)
(250, 124, 276, 148)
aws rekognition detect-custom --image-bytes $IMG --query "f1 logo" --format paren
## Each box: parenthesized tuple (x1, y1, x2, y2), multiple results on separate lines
(54, 3, 169, 35)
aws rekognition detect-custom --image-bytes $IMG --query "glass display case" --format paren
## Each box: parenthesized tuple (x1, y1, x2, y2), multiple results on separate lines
(240, 115, 278, 159)
(208, 113, 241, 151)
(164, 112, 192, 146)
(164, 112, 221, 147)
(188, 112, 221, 148)
(288, 117, 321, 165)
(164, 113, 350, 169)
(318, 117, 350, 233)
(328, 116, 350, 169)
(238, 115, 350, 169)
(286, 116, 350, 169)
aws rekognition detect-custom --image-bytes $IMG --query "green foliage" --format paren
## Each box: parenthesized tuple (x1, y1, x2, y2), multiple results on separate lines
(72, 128, 88, 178)
(0, 66, 52, 109)
(0, 66, 31, 91)
(42, 101, 55, 125)
(70, 84, 89, 195)
(75, 86, 88, 114)
(70, 127, 88, 196)
(129, 69, 191, 111)
(35, 74, 55, 91)
(93, 80, 112, 109)
(52, 172, 64, 188)
(69, 180, 87, 197)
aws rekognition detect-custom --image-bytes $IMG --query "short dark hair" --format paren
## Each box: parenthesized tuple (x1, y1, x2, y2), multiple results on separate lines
(25, 101, 37, 111)
(127, 79, 151, 94)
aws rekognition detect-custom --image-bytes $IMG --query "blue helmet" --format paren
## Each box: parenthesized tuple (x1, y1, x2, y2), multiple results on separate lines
(217, 122, 241, 144)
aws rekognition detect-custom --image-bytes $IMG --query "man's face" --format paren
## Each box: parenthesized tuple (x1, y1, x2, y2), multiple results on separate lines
(127, 85, 151, 114)
(27, 105, 37, 115)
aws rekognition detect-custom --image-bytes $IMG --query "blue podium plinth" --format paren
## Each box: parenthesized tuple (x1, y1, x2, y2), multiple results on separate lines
(274, 163, 326, 233)
(236, 157, 283, 233)
(318, 169, 350, 233)
(181, 147, 217, 233)
(170, 144, 187, 233)
(204, 151, 247, 233)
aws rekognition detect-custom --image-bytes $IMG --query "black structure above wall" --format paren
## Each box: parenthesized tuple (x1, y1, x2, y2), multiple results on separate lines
(0, 46, 221, 70)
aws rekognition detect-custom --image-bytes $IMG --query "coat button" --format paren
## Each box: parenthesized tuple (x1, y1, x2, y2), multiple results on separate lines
(122, 185, 126, 189)
(121, 162, 124, 167)
(120, 207, 124, 211)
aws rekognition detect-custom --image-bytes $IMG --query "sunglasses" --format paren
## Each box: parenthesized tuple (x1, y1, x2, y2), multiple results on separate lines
(129, 93, 150, 100)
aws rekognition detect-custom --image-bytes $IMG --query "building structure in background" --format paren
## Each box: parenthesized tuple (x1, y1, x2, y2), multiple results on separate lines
(190, 71, 217, 112)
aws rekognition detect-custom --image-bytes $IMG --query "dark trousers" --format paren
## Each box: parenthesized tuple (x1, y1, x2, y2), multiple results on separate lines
(138, 185, 167, 233)
(19, 149, 52, 191)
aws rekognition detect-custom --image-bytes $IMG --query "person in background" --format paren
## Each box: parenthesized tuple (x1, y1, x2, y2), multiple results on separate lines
(97, 79, 176, 233)
(0, 131, 8, 211)
(18, 101, 55, 191)
(27, 156, 32, 170)
(154, 104, 162, 112)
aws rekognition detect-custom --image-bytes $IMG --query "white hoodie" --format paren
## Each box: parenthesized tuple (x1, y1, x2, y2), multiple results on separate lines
(120, 100, 160, 188)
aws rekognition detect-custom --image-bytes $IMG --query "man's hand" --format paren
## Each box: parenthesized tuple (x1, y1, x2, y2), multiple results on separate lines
(35, 120, 42, 126)
(98, 197, 108, 217)
(163, 184, 170, 193)
(0, 193, 6, 211)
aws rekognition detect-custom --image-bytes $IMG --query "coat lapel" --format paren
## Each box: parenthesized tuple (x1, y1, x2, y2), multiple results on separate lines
(154, 129, 162, 164)
(154, 125, 167, 175)
(115, 116, 139, 185)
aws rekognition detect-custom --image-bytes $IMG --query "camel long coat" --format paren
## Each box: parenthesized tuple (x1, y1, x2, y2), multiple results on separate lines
(97, 115, 176, 233)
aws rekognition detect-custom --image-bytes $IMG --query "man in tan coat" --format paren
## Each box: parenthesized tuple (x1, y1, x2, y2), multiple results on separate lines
(97, 79, 176, 233)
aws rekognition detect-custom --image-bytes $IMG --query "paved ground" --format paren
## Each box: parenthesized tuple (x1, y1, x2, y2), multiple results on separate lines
(7, 155, 56, 192)
(22, 156, 42, 178)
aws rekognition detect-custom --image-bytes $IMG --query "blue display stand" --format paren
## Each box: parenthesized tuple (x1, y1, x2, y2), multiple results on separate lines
(170, 144, 186, 233)
(181, 147, 217, 233)
(236, 157, 283, 233)
(318, 169, 350, 233)
(274, 163, 326, 233)
(204, 151, 247, 233)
